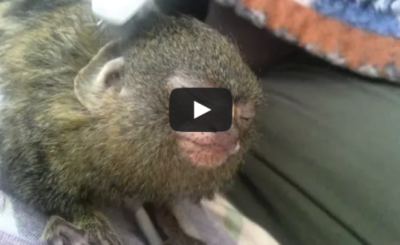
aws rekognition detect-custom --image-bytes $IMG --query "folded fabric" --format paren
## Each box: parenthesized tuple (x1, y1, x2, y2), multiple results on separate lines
(203, 195, 280, 245)
(0, 190, 239, 245)
(213, 0, 400, 83)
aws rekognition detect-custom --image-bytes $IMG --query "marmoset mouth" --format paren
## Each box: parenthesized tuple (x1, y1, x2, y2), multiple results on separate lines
(178, 137, 240, 167)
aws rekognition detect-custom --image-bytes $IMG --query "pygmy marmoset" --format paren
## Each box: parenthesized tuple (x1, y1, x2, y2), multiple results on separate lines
(0, 0, 264, 244)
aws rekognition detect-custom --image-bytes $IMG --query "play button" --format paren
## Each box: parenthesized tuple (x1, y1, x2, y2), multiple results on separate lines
(194, 101, 211, 119)
(169, 88, 233, 132)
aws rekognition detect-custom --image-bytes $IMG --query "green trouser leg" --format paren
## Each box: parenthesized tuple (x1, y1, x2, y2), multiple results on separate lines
(226, 57, 400, 245)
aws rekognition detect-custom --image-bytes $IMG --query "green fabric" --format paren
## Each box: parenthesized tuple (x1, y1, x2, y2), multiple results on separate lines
(225, 56, 400, 245)
(223, 205, 244, 241)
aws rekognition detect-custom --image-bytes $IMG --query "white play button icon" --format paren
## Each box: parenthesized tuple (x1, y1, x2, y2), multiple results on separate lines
(194, 101, 211, 119)
(169, 88, 233, 132)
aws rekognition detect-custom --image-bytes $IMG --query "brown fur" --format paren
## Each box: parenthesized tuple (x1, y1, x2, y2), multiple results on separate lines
(0, 0, 263, 244)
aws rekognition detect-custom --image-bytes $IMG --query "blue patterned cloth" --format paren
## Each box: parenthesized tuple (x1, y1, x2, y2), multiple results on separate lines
(312, 0, 400, 37)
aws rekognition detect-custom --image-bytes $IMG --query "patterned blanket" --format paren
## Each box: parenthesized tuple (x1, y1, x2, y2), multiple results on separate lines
(214, 0, 400, 83)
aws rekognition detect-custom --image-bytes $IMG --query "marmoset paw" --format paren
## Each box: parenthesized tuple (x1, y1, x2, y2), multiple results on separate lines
(44, 215, 89, 245)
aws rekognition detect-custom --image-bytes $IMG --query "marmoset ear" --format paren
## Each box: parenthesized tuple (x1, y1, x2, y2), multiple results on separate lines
(74, 41, 124, 110)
